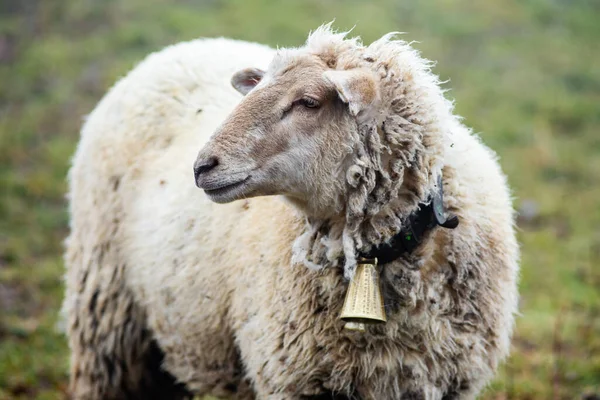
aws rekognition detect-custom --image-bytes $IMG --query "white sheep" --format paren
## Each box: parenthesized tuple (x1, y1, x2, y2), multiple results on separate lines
(63, 25, 519, 399)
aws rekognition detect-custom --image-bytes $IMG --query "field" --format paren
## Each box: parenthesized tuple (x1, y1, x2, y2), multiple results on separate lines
(0, 0, 599, 398)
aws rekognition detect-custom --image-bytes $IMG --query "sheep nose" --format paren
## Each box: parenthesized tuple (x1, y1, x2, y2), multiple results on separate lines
(194, 156, 219, 182)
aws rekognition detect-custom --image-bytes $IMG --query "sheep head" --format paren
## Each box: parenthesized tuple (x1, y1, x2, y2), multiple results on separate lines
(194, 25, 451, 277)
(195, 49, 380, 219)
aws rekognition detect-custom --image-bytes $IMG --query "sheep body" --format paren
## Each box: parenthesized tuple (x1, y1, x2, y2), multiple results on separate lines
(64, 32, 519, 400)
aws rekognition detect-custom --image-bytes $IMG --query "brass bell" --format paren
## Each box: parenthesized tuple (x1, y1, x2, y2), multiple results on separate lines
(340, 258, 387, 331)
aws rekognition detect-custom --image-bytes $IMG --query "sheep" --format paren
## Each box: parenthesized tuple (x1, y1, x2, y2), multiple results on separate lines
(63, 24, 519, 400)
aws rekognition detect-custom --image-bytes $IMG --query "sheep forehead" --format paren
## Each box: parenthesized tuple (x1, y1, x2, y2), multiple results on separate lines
(259, 53, 330, 96)
(256, 25, 421, 105)
(264, 27, 363, 82)
(266, 50, 323, 79)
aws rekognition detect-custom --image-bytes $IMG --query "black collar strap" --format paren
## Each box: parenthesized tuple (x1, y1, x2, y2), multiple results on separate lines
(359, 175, 459, 265)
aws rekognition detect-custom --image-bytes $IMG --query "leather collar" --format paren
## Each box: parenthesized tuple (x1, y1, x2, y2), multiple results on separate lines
(359, 175, 459, 265)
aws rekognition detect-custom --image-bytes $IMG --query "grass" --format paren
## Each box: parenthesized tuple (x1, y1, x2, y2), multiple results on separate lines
(0, 0, 599, 398)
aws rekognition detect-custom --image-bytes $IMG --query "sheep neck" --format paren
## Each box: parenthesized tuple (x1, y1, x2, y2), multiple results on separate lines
(358, 174, 458, 264)
(291, 167, 446, 276)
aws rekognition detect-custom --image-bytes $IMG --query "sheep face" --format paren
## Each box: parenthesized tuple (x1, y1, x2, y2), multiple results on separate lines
(194, 52, 379, 218)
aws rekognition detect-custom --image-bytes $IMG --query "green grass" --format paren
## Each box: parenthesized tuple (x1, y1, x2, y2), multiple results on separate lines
(1, 0, 599, 398)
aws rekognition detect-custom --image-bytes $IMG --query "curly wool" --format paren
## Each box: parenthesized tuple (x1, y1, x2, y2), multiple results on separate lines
(292, 25, 453, 279)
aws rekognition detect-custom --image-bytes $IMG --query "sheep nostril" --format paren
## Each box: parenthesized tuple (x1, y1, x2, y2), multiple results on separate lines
(194, 156, 219, 181)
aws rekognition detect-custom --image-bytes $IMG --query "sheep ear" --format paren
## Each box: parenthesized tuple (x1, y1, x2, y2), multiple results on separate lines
(231, 68, 265, 95)
(323, 69, 379, 118)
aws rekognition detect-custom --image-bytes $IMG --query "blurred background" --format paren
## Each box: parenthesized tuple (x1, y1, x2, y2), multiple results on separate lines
(0, 0, 598, 398)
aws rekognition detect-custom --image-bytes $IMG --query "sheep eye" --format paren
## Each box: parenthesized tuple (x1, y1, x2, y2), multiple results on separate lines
(298, 97, 320, 109)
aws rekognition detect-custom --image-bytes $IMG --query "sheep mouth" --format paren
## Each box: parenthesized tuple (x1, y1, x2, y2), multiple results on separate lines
(203, 176, 252, 203)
